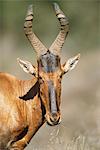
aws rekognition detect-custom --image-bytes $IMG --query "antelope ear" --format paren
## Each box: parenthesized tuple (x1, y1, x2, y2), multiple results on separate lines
(17, 58, 37, 76)
(62, 53, 80, 73)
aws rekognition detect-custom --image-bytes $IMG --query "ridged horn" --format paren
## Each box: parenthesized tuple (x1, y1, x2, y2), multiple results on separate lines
(49, 3, 69, 56)
(24, 5, 47, 57)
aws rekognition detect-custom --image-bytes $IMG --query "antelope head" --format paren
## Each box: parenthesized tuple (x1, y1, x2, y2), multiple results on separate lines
(18, 4, 80, 126)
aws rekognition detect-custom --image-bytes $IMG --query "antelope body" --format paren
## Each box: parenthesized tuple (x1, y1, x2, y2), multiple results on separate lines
(0, 3, 80, 150)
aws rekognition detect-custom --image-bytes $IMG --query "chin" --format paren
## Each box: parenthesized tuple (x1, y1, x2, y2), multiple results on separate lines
(46, 120, 61, 126)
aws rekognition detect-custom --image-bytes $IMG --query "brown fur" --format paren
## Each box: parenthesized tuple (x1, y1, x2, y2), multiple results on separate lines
(0, 73, 44, 149)
(0, 3, 80, 150)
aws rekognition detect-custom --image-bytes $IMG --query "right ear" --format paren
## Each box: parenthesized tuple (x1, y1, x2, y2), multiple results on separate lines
(17, 58, 37, 76)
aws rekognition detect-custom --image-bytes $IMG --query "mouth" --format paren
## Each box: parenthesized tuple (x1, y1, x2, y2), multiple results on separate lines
(45, 111, 61, 126)
(46, 115, 61, 126)
(47, 120, 61, 126)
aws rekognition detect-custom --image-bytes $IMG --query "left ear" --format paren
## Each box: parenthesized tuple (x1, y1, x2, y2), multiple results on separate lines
(62, 53, 80, 73)
(17, 58, 37, 76)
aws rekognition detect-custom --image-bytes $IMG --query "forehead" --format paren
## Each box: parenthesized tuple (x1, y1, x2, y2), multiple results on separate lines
(39, 51, 60, 73)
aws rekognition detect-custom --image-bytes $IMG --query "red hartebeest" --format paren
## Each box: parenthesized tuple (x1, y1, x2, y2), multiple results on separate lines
(0, 3, 80, 150)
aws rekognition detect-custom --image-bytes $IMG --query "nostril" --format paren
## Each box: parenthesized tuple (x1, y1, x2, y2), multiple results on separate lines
(51, 113, 57, 121)
(50, 113, 60, 123)
(52, 113, 57, 118)
(50, 117, 57, 124)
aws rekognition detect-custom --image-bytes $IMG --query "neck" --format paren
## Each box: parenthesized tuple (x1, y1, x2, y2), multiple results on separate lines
(19, 80, 39, 101)
(18, 77, 38, 98)
(18, 77, 46, 126)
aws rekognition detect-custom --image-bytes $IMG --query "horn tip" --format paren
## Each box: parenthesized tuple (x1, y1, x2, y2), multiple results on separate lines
(53, 3, 64, 16)
(53, 3, 60, 11)
(28, 4, 33, 10)
(27, 4, 33, 16)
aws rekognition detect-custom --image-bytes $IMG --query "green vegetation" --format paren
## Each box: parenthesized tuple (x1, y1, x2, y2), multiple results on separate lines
(0, 0, 99, 53)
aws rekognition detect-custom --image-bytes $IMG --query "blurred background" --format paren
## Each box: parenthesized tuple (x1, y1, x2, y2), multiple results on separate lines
(0, 0, 100, 149)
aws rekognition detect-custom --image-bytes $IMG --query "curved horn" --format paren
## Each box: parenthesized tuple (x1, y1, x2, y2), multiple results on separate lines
(24, 5, 47, 57)
(49, 3, 69, 56)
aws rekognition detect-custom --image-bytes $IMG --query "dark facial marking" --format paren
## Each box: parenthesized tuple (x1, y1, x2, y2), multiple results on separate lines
(19, 81, 39, 101)
(40, 96, 46, 121)
(48, 80, 57, 114)
(39, 51, 60, 72)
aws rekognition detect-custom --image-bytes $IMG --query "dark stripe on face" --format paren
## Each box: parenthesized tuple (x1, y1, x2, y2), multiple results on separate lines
(48, 80, 57, 114)
(39, 51, 60, 73)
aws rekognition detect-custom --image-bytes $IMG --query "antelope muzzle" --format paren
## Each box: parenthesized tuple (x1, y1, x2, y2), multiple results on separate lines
(45, 112, 61, 126)
(44, 80, 61, 126)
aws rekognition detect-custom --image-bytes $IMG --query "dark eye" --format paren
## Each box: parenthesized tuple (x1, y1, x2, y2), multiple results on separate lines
(40, 90, 43, 95)
(39, 76, 42, 80)
(39, 76, 44, 84)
